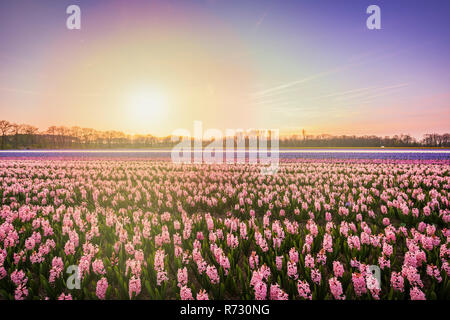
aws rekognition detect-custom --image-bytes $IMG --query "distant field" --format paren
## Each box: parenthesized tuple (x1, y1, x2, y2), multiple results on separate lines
(1, 149, 450, 160)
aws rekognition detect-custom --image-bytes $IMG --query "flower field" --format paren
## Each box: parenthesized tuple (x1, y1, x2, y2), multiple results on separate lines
(0, 158, 449, 300)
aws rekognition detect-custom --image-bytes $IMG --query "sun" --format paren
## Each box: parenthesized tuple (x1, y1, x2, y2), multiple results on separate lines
(130, 90, 167, 121)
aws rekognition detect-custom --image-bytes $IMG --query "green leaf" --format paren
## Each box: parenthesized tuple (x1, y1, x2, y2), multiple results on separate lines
(388, 288, 394, 299)
(430, 291, 437, 300)
(83, 287, 90, 299)
(0, 289, 10, 300)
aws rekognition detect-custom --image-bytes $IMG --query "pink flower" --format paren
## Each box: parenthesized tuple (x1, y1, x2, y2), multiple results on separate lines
(410, 286, 426, 300)
(402, 265, 423, 287)
(333, 261, 344, 278)
(270, 283, 288, 300)
(63, 240, 75, 255)
(196, 289, 209, 300)
(366, 272, 381, 300)
(177, 267, 188, 287)
(49, 257, 64, 283)
(378, 255, 391, 270)
(322, 233, 333, 252)
(383, 242, 393, 256)
(206, 265, 220, 284)
(11, 270, 27, 286)
(0, 267, 6, 280)
(316, 249, 327, 265)
(297, 280, 312, 300)
(287, 260, 298, 279)
(276, 256, 283, 271)
(226, 233, 239, 249)
(78, 255, 91, 280)
(96, 277, 108, 300)
(128, 276, 141, 299)
(180, 285, 194, 300)
(239, 222, 248, 240)
(329, 277, 345, 300)
(347, 235, 361, 251)
(14, 284, 28, 300)
(250, 265, 271, 287)
(157, 270, 168, 286)
(254, 281, 267, 300)
(249, 251, 259, 270)
(426, 264, 442, 283)
(58, 293, 72, 300)
(311, 268, 321, 285)
(305, 254, 315, 268)
(352, 273, 366, 296)
(390, 272, 404, 292)
(154, 249, 166, 272)
(92, 259, 106, 275)
(24, 237, 36, 251)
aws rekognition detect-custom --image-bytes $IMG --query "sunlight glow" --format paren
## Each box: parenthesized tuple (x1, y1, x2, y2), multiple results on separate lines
(129, 90, 167, 121)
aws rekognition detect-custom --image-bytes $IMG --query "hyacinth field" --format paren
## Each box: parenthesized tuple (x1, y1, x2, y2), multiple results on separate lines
(0, 158, 449, 301)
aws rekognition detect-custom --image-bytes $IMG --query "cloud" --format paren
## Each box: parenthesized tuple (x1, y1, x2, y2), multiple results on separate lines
(250, 41, 429, 100)
(251, 65, 349, 98)
(253, 10, 268, 31)
(0, 87, 42, 96)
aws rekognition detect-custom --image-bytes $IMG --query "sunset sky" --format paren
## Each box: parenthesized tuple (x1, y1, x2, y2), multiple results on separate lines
(0, 0, 449, 138)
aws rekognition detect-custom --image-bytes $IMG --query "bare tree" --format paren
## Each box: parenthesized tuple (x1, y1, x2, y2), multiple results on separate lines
(442, 133, 450, 147)
(81, 128, 95, 147)
(102, 131, 115, 148)
(46, 126, 58, 148)
(11, 123, 25, 149)
(0, 120, 13, 149)
(70, 126, 82, 148)
(22, 125, 39, 148)
(56, 126, 69, 148)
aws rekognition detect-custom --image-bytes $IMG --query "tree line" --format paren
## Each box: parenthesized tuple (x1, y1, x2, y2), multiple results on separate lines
(0, 120, 449, 149)
(281, 132, 450, 148)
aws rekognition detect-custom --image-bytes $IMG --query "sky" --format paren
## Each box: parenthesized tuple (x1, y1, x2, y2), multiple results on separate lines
(0, 0, 449, 138)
